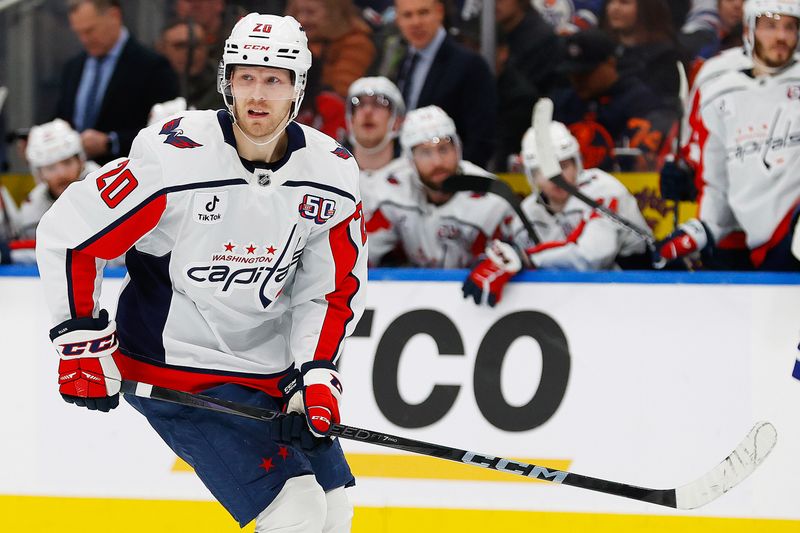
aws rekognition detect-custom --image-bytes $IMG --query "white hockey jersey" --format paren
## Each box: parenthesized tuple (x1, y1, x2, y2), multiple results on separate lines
(17, 161, 100, 240)
(365, 161, 514, 268)
(359, 157, 412, 219)
(510, 168, 651, 270)
(695, 61, 800, 264)
(36, 110, 367, 395)
(682, 47, 752, 161)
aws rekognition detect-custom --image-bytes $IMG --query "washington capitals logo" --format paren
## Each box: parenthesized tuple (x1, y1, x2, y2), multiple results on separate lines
(160, 117, 202, 149)
(331, 145, 352, 160)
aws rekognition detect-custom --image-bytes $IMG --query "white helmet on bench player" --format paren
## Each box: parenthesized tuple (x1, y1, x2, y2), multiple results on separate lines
(400, 105, 460, 157)
(218, 14, 312, 122)
(346, 76, 405, 152)
(743, 0, 800, 63)
(520, 120, 582, 188)
(26, 119, 84, 178)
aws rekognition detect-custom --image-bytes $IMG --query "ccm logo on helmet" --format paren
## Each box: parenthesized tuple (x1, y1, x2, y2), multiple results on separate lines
(59, 333, 118, 356)
(243, 44, 270, 50)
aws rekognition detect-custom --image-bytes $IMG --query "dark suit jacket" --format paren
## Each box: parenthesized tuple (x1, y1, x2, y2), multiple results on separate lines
(55, 36, 179, 165)
(401, 36, 497, 168)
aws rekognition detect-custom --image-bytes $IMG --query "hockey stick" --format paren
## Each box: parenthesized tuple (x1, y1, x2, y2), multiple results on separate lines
(442, 174, 541, 244)
(672, 61, 689, 231)
(120, 379, 776, 510)
(532, 98, 656, 247)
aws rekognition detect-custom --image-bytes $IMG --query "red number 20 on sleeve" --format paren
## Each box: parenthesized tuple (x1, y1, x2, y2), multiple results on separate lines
(95, 159, 139, 208)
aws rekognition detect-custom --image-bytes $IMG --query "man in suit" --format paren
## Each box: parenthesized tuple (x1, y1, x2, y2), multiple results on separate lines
(56, 0, 178, 164)
(391, 0, 497, 167)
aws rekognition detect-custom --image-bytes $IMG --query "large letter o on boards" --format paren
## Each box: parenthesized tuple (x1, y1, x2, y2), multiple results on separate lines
(474, 311, 570, 431)
(373, 310, 463, 428)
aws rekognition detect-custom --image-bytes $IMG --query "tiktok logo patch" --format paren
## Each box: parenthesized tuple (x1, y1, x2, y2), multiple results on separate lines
(193, 191, 228, 224)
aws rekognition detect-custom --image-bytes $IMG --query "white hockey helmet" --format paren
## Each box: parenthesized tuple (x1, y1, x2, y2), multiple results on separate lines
(400, 105, 460, 156)
(743, 0, 800, 58)
(520, 121, 582, 187)
(346, 76, 406, 150)
(218, 13, 312, 122)
(25, 118, 84, 175)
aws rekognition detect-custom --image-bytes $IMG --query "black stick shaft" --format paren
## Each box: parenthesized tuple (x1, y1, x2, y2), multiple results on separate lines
(120, 379, 676, 508)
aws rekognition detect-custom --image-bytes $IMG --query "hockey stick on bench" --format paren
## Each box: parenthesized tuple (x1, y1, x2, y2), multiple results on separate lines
(442, 174, 541, 244)
(120, 379, 776, 510)
(532, 97, 656, 248)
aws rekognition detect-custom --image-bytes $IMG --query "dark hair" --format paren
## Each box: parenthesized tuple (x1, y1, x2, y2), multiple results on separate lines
(67, 0, 122, 14)
(601, 0, 675, 44)
(160, 17, 203, 36)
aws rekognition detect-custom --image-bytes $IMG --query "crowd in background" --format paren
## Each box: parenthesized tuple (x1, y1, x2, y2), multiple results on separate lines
(3, 0, 794, 276)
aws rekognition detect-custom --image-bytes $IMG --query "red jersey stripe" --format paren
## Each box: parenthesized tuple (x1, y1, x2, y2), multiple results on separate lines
(314, 211, 360, 362)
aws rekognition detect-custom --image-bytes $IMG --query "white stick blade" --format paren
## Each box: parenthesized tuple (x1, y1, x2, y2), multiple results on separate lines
(532, 97, 561, 180)
(675, 422, 777, 510)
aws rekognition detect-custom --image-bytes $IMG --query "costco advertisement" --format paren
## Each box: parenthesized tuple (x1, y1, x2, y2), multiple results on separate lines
(1, 270, 799, 531)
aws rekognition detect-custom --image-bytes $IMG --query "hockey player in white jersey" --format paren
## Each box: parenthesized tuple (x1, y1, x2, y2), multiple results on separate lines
(657, 0, 800, 270)
(21, 119, 100, 239)
(365, 105, 513, 267)
(345, 76, 411, 217)
(463, 121, 651, 306)
(36, 14, 366, 532)
(0, 119, 99, 264)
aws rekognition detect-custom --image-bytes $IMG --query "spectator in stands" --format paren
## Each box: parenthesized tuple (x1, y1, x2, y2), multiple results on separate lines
(157, 19, 220, 111)
(387, 0, 497, 167)
(56, 0, 179, 164)
(496, 0, 563, 96)
(717, 0, 745, 50)
(533, 0, 603, 34)
(462, 119, 652, 307)
(345, 76, 410, 216)
(0, 119, 99, 264)
(365, 106, 512, 267)
(285, 0, 375, 141)
(287, 0, 376, 98)
(494, 31, 538, 171)
(673, 0, 724, 59)
(173, 0, 249, 61)
(601, 0, 683, 107)
(551, 28, 677, 172)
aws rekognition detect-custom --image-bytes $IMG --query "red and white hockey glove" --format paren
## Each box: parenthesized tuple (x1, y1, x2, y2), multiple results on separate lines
(49, 309, 121, 412)
(462, 240, 524, 307)
(283, 360, 343, 438)
(657, 219, 711, 263)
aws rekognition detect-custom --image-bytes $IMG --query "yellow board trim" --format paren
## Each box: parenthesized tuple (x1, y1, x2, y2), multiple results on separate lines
(1, 495, 797, 533)
(172, 454, 572, 483)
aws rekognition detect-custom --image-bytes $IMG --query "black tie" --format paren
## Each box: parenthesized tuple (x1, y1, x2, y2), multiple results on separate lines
(81, 55, 106, 130)
(398, 51, 419, 106)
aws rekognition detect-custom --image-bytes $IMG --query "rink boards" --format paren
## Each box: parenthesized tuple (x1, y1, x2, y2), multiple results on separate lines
(1, 267, 799, 532)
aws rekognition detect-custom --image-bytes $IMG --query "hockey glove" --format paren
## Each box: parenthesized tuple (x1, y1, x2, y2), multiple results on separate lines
(274, 361, 343, 453)
(657, 219, 712, 263)
(49, 309, 121, 412)
(659, 159, 697, 202)
(462, 240, 524, 307)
